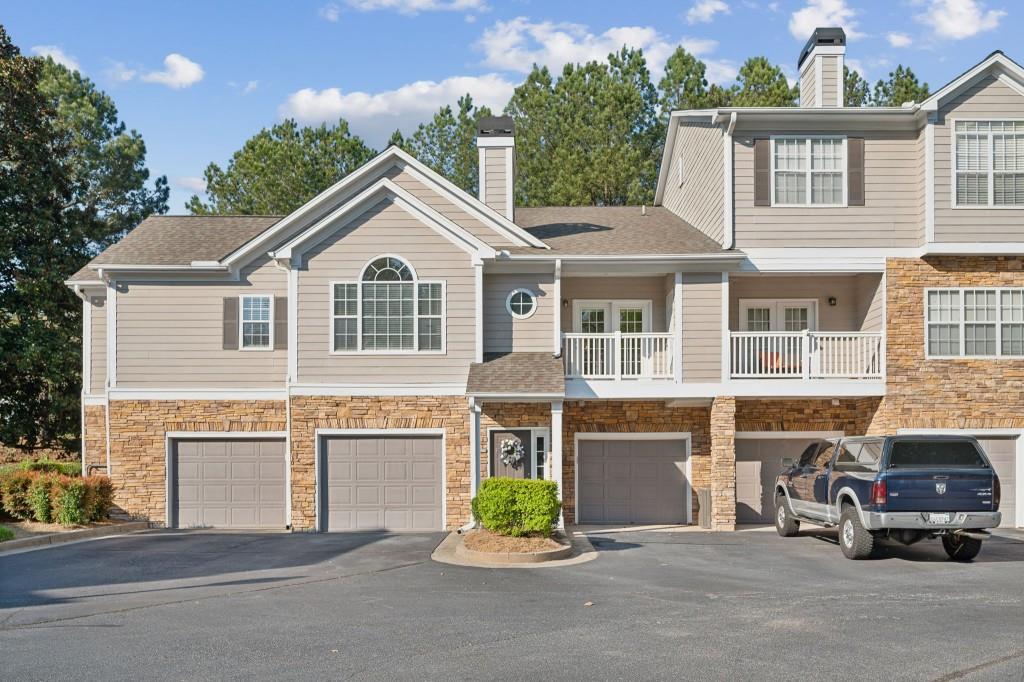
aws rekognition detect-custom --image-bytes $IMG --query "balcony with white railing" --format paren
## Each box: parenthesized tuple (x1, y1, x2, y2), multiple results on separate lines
(563, 332, 674, 380)
(729, 331, 884, 380)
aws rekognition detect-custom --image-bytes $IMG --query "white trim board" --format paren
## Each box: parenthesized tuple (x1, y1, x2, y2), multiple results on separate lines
(108, 388, 288, 401)
(572, 431, 693, 526)
(289, 383, 465, 396)
(736, 431, 843, 439)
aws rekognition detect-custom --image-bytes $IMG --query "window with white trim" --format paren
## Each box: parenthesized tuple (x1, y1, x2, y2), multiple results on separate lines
(926, 288, 1024, 358)
(331, 256, 444, 353)
(241, 295, 272, 349)
(954, 121, 1024, 207)
(772, 136, 845, 206)
(505, 288, 537, 319)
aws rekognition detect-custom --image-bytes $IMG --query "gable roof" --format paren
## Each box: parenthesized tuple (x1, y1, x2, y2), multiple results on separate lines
(920, 51, 1024, 111)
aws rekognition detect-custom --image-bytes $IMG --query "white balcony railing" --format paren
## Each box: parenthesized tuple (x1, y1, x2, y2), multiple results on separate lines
(730, 331, 884, 380)
(563, 332, 674, 380)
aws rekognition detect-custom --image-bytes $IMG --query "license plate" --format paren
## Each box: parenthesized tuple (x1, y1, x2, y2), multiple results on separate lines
(927, 513, 952, 524)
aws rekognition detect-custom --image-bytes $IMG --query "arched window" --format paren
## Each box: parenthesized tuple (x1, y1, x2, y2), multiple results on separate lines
(332, 256, 443, 353)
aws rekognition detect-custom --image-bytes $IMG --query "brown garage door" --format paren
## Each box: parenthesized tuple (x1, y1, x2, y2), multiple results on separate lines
(320, 435, 443, 532)
(577, 439, 688, 524)
(977, 437, 1018, 528)
(172, 439, 286, 529)
(736, 437, 830, 524)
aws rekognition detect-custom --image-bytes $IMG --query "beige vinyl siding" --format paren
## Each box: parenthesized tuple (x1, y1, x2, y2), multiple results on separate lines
(116, 257, 287, 388)
(934, 75, 1024, 242)
(729, 274, 883, 331)
(917, 124, 928, 244)
(560, 277, 668, 332)
(383, 165, 516, 247)
(661, 120, 725, 244)
(800, 63, 816, 107)
(681, 273, 722, 382)
(482, 147, 509, 218)
(297, 199, 475, 385)
(89, 295, 106, 394)
(820, 56, 839, 107)
(856, 273, 885, 332)
(483, 273, 554, 353)
(734, 126, 923, 247)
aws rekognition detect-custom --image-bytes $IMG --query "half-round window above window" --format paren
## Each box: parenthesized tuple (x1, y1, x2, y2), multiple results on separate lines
(362, 256, 413, 282)
(506, 288, 537, 319)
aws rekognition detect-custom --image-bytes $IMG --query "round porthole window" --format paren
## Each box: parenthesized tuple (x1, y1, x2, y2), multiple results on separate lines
(506, 288, 537, 319)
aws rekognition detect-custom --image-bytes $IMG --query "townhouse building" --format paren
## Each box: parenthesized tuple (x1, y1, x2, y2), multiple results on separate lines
(69, 28, 1023, 532)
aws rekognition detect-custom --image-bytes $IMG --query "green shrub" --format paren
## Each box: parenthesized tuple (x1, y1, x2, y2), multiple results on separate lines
(84, 476, 114, 521)
(0, 526, 14, 542)
(27, 474, 54, 523)
(0, 470, 36, 520)
(471, 478, 560, 537)
(52, 476, 88, 526)
(21, 460, 82, 477)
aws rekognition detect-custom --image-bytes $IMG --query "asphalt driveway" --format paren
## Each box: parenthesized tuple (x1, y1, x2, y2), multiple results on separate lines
(2, 527, 1023, 681)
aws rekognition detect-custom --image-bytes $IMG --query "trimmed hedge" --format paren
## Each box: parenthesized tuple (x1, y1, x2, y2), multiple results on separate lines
(0, 459, 81, 477)
(0, 470, 113, 526)
(471, 478, 561, 537)
(0, 526, 13, 542)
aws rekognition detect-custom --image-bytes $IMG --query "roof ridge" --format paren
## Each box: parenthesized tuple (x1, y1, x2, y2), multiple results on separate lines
(150, 214, 285, 218)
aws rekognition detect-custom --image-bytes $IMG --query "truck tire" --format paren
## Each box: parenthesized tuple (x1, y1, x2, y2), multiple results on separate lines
(775, 494, 800, 537)
(942, 535, 983, 562)
(839, 506, 874, 560)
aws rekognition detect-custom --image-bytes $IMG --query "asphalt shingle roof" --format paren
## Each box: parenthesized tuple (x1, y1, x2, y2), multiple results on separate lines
(466, 353, 565, 396)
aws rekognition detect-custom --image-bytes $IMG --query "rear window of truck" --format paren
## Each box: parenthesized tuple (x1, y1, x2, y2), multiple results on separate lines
(888, 441, 988, 469)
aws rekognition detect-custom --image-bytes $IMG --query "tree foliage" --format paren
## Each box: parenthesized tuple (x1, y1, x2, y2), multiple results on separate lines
(844, 66, 870, 107)
(731, 56, 799, 107)
(871, 65, 929, 106)
(187, 119, 375, 215)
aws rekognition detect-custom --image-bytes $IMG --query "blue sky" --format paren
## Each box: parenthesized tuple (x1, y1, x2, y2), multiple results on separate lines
(4, 0, 1017, 212)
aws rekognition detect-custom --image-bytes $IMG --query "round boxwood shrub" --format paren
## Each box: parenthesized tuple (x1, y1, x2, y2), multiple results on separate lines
(27, 474, 55, 523)
(471, 478, 560, 537)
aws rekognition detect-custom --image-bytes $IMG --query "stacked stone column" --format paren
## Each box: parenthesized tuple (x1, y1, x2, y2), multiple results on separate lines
(710, 395, 737, 531)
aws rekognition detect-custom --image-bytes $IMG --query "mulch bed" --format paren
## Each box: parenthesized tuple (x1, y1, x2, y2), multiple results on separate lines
(1, 518, 123, 540)
(462, 528, 569, 554)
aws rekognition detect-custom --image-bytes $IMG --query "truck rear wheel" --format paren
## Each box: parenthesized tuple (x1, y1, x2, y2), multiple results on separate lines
(942, 535, 983, 561)
(775, 494, 800, 537)
(839, 506, 875, 560)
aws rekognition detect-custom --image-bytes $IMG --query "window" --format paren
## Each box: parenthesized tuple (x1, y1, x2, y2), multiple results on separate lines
(240, 295, 272, 350)
(926, 287, 1024, 358)
(772, 136, 846, 206)
(797, 441, 828, 468)
(506, 288, 537, 319)
(739, 299, 817, 332)
(954, 120, 1024, 207)
(832, 439, 883, 473)
(888, 441, 987, 469)
(330, 256, 444, 353)
(677, 156, 685, 187)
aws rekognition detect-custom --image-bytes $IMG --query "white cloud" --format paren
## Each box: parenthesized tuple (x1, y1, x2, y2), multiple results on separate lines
(30, 45, 80, 71)
(789, 0, 863, 41)
(244, 80, 259, 94)
(887, 32, 913, 47)
(916, 0, 1005, 40)
(279, 73, 515, 147)
(476, 17, 724, 79)
(846, 57, 867, 79)
(104, 60, 137, 83)
(319, 3, 341, 21)
(141, 53, 204, 89)
(345, 0, 486, 14)
(687, 1, 730, 24)
(174, 176, 207, 193)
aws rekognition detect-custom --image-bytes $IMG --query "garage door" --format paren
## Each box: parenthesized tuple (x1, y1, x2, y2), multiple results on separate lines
(172, 439, 286, 529)
(577, 439, 688, 524)
(320, 435, 443, 532)
(977, 437, 1018, 528)
(736, 437, 830, 524)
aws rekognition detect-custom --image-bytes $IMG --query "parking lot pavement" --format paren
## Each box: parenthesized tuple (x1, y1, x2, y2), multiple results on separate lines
(2, 527, 1023, 680)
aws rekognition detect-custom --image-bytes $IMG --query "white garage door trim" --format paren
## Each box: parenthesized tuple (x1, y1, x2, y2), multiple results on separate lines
(897, 427, 1022, 529)
(164, 431, 290, 528)
(573, 432, 692, 525)
(314, 428, 446, 532)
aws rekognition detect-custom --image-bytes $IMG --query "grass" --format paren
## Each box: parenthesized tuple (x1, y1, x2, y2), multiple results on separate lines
(0, 525, 14, 542)
(0, 460, 81, 477)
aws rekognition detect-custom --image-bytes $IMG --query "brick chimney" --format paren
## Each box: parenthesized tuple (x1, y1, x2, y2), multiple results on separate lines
(799, 27, 846, 108)
(476, 116, 514, 220)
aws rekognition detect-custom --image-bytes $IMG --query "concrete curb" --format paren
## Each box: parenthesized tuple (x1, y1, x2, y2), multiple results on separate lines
(0, 521, 151, 555)
(431, 531, 598, 569)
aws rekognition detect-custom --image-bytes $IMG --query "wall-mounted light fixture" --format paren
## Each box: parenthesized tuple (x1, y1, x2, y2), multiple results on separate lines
(562, 299, 569, 308)
(828, 296, 837, 307)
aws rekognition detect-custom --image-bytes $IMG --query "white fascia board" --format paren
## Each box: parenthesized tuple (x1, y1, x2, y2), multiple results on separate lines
(274, 177, 495, 262)
(290, 383, 466, 396)
(82, 394, 108, 406)
(89, 264, 229, 273)
(923, 242, 1024, 255)
(726, 379, 886, 398)
(471, 393, 565, 402)
(476, 136, 515, 148)
(738, 248, 921, 273)
(504, 253, 747, 265)
(64, 279, 105, 289)
(108, 388, 288, 401)
(920, 53, 1024, 112)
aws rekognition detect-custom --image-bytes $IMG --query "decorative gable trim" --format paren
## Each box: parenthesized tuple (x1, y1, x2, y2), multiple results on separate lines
(921, 52, 1024, 112)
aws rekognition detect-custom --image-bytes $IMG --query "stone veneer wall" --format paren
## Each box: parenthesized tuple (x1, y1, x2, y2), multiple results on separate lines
(479, 402, 552, 481)
(561, 401, 712, 524)
(883, 256, 1024, 431)
(289, 396, 471, 531)
(106, 400, 287, 523)
(735, 398, 883, 435)
(83, 404, 107, 474)
(710, 396, 736, 531)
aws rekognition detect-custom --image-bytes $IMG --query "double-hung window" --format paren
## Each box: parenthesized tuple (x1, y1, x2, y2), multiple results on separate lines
(954, 120, 1024, 207)
(926, 288, 1024, 358)
(331, 256, 444, 353)
(772, 136, 846, 206)
(240, 295, 272, 350)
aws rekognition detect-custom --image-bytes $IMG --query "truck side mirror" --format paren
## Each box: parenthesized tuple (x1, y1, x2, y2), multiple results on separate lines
(781, 457, 795, 468)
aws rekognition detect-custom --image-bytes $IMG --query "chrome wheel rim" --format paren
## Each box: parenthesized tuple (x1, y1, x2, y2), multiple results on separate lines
(777, 505, 786, 527)
(842, 520, 854, 547)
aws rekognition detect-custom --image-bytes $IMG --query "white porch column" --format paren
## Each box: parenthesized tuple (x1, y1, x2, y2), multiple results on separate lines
(550, 399, 564, 528)
(674, 271, 683, 383)
(469, 398, 482, 505)
(553, 259, 562, 354)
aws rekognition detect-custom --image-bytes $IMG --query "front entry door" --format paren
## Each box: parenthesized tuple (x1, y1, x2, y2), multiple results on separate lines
(490, 429, 533, 479)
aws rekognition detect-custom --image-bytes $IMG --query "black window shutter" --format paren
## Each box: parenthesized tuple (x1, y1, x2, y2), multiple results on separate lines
(222, 298, 239, 350)
(847, 137, 865, 206)
(754, 139, 771, 206)
(274, 297, 288, 350)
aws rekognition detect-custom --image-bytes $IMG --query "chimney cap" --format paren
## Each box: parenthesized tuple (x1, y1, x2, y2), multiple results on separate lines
(798, 27, 846, 68)
(477, 116, 514, 137)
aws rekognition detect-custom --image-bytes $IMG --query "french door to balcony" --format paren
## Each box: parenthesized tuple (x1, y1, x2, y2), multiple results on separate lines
(573, 300, 652, 377)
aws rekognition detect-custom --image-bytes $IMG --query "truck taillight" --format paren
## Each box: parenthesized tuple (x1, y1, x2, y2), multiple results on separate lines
(993, 475, 1001, 508)
(871, 480, 887, 506)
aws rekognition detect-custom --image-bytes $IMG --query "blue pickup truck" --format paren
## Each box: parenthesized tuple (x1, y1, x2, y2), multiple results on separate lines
(774, 435, 1002, 560)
